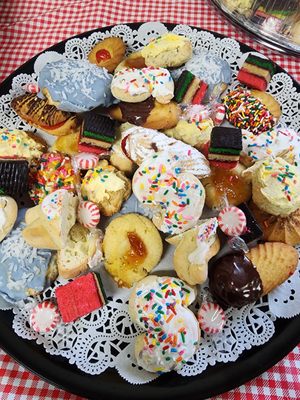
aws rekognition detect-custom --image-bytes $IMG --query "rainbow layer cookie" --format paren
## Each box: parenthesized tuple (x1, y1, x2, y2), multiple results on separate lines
(174, 70, 208, 104)
(55, 272, 107, 323)
(237, 54, 276, 91)
(208, 127, 242, 167)
(79, 112, 116, 154)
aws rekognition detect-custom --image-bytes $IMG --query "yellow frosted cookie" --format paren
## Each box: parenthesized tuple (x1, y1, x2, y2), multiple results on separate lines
(141, 33, 193, 68)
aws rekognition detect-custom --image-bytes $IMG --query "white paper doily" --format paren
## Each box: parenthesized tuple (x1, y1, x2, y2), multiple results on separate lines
(0, 22, 299, 384)
(9, 196, 300, 384)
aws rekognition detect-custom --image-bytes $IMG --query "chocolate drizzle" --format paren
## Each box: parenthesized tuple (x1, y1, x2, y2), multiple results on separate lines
(209, 252, 263, 308)
(119, 97, 155, 126)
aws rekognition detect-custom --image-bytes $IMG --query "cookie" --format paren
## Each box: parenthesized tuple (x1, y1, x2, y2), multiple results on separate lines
(222, 88, 279, 135)
(132, 152, 206, 235)
(0, 128, 46, 162)
(79, 111, 116, 152)
(107, 97, 180, 130)
(141, 33, 193, 68)
(237, 54, 276, 91)
(250, 157, 300, 217)
(103, 213, 163, 287)
(51, 131, 80, 155)
(29, 152, 79, 204)
(121, 125, 211, 177)
(81, 159, 131, 216)
(0, 196, 18, 242)
(247, 242, 298, 295)
(88, 36, 126, 72)
(249, 201, 300, 246)
(11, 93, 81, 137)
(172, 218, 220, 285)
(208, 127, 242, 167)
(128, 275, 200, 373)
(111, 67, 174, 104)
(174, 70, 208, 104)
(55, 272, 107, 323)
(114, 51, 146, 72)
(202, 163, 251, 209)
(38, 59, 115, 112)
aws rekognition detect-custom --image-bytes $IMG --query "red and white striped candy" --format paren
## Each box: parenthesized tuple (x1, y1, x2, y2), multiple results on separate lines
(29, 301, 61, 333)
(78, 201, 100, 228)
(213, 104, 225, 125)
(74, 153, 99, 170)
(23, 83, 39, 94)
(197, 302, 226, 334)
(218, 206, 247, 236)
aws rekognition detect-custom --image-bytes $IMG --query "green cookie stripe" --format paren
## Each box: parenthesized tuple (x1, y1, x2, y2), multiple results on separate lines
(209, 147, 241, 155)
(174, 71, 195, 103)
(83, 130, 115, 143)
(246, 55, 276, 76)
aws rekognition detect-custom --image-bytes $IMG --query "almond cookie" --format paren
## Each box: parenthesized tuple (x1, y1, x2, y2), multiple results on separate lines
(103, 214, 163, 287)
(88, 36, 126, 72)
(0, 196, 18, 242)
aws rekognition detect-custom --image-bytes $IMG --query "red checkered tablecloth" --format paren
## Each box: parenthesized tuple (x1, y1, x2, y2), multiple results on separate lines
(0, 0, 299, 399)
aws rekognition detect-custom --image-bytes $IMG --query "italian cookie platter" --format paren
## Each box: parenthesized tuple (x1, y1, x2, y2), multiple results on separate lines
(0, 22, 300, 390)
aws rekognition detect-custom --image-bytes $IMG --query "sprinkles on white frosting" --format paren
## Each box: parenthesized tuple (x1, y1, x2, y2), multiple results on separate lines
(111, 67, 174, 103)
(41, 189, 68, 221)
(132, 152, 206, 235)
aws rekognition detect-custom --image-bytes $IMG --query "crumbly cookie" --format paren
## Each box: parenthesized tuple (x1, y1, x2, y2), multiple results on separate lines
(103, 214, 163, 287)
(81, 159, 131, 216)
(141, 33, 193, 68)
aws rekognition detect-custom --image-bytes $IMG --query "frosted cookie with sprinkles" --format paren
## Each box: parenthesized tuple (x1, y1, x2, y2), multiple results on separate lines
(129, 275, 200, 373)
(132, 152, 206, 235)
(111, 67, 174, 104)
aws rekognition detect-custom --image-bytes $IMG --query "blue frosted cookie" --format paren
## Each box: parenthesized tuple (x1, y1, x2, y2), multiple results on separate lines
(0, 222, 52, 304)
(38, 59, 116, 112)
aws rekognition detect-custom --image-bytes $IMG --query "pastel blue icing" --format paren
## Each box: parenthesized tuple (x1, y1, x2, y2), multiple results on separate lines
(0, 222, 52, 304)
(38, 59, 117, 112)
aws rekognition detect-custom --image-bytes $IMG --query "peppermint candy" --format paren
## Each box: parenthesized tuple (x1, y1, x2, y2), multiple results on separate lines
(74, 152, 99, 170)
(197, 302, 225, 334)
(212, 104, 225, 125)
(29, 301, 61, 333)
(78, 201, 100, 228)
(218, 206, 246, 236)
(23, 83, 39, 94)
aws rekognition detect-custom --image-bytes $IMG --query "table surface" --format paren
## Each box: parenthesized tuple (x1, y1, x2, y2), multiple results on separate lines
(0, 0, 299, 399)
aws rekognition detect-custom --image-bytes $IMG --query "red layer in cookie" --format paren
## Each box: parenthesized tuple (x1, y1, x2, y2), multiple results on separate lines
(209, 160, 238, 170)
(192, 82, 208, 105)
(78, 143, 110, 156)
(56, 273, 106, 323)
(237, 69, 267, 91)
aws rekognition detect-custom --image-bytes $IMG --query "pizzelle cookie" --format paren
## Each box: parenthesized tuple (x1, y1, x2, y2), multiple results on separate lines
(128, 275, 200, 373)
(103, 214, 163, 287)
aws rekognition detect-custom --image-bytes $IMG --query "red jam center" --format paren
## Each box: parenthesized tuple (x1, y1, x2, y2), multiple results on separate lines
(96, 49, 111, 63)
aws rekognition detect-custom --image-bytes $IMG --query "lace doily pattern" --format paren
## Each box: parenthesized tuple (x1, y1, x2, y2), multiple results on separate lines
(0, 22, 299, 384)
